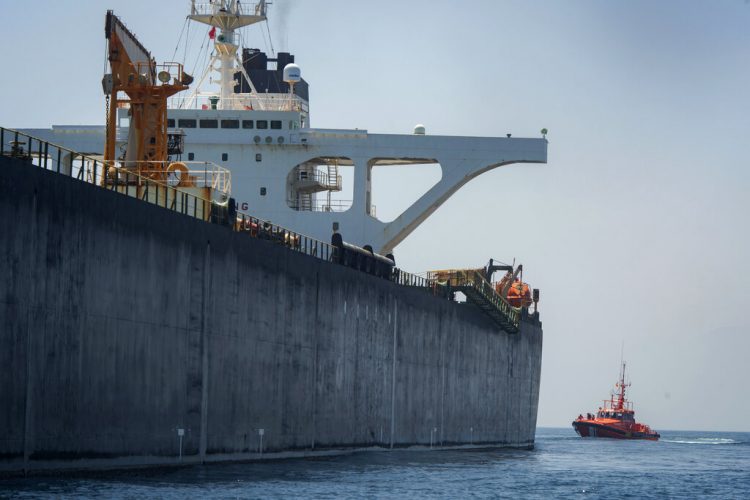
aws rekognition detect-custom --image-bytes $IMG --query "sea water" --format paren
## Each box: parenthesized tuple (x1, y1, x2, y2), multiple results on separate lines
(3, 428, 749, 498)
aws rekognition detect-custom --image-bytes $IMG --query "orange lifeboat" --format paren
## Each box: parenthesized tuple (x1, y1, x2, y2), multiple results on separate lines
(495, 276, 532, 307)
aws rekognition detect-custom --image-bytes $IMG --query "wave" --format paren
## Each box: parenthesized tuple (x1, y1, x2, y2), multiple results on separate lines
(662, 437, 742, 445)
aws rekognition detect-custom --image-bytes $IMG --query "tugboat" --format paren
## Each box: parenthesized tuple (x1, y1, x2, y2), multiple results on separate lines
(573, 362, 660, 440)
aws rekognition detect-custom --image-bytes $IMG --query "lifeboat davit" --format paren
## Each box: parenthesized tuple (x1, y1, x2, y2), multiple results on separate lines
(572, 362, 660, 441)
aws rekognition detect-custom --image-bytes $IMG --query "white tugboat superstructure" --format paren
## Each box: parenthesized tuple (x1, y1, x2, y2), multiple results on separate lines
(20, 0, 547, 253)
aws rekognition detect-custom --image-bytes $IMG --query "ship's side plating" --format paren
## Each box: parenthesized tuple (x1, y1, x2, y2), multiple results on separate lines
(0, 154, 542, 474)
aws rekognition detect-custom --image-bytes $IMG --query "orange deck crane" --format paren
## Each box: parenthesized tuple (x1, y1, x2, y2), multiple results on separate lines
(103, 10, 192, 177)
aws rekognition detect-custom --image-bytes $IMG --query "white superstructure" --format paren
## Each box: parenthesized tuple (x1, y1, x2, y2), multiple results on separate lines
(20, 0, 547, 253)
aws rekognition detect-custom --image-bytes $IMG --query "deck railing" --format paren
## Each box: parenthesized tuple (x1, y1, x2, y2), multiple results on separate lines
(0, 127, 231, 223)
(0, 127, 432, 295)
(168, 93, 309, 113)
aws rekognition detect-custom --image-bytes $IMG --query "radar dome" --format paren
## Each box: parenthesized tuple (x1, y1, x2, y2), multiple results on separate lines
(414, 124, 426, 135)
(283, 63, 301, 83)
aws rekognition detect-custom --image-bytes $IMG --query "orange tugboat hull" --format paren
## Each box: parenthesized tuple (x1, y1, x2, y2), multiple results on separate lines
(572, 420, 660, 441)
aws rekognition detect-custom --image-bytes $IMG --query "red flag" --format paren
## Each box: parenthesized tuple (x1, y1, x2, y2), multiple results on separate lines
(208, 26, 216, 40)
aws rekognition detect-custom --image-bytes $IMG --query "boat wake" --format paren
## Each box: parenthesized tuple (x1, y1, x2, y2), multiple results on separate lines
(662, 437, 741, 445)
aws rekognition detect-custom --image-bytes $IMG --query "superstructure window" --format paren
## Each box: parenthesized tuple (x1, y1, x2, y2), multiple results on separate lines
(260, 187, 267, 196)
(242, 120, 254, 129)
(256, 120, 268, 129)
(270, 120, 282, 130)
(255, 153, 262, 162)
(178, 119, 197, 128)
(167, 119, 175, 128)
(222, 153, 228, 161)
(188, 153, 195, 160)
(221, 119, 239, 129)
(200, 119, 218, 128)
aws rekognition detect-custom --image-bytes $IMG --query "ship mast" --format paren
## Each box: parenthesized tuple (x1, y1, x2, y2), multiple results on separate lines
(188, 0, 268, 110)
(616, 361, 629, 411)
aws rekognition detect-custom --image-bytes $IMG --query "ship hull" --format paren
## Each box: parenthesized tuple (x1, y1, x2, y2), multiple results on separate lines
(0, 155, 543, 475)
(572, 421, 660, 441)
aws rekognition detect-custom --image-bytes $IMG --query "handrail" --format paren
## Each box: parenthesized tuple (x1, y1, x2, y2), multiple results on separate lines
(168, 93, 308, 113)
(288, 199, 353, 213)
(1, 126, 229, 221)
(295, 169, 342, 190)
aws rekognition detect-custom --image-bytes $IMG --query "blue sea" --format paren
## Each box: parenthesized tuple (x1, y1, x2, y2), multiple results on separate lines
(2, 428, 749, 499)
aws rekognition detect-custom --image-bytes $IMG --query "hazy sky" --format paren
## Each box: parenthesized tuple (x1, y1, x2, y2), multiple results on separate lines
(1, 0, 748, 432)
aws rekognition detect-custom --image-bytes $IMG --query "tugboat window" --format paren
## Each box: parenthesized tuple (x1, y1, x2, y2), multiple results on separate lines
(255, 153, 262, 162)
(178, 119, 196, 128)
(242, 120, 254, 129)
(188, 152, 195, 160)
(167, 119, 175, 128)
(222, 153, 228, 161)
(260, 187, 267, 196)
(200, 119, 218, 128)
(256, 120, 268, 129)
(221, 119, 239, 129)
(270, 120, 282, 129)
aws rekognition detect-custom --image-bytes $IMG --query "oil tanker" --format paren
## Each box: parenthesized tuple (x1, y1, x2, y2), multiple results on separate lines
(0, 1, 546, 475)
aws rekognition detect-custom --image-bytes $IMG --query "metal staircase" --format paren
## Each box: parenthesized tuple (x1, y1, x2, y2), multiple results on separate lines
(427, 269, 520, 333)
(297, 192, 313, 211)
(326, 163, 341, 191)
(289, 160, 342, 212)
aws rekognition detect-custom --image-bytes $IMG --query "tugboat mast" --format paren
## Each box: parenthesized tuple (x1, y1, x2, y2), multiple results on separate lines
(188, 0, 268, 110)
(616, 362, 629, 411)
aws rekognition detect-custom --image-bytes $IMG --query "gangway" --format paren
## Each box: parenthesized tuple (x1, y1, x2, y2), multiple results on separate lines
(427, 269, 521, 333)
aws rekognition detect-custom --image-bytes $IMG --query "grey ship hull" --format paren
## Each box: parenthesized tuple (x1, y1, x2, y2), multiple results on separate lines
(0, 155, 542, 475)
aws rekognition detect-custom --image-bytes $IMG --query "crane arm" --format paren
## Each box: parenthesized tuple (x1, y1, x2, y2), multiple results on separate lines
(103, 10, 189, 172)
(105, 11, 154, 88)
